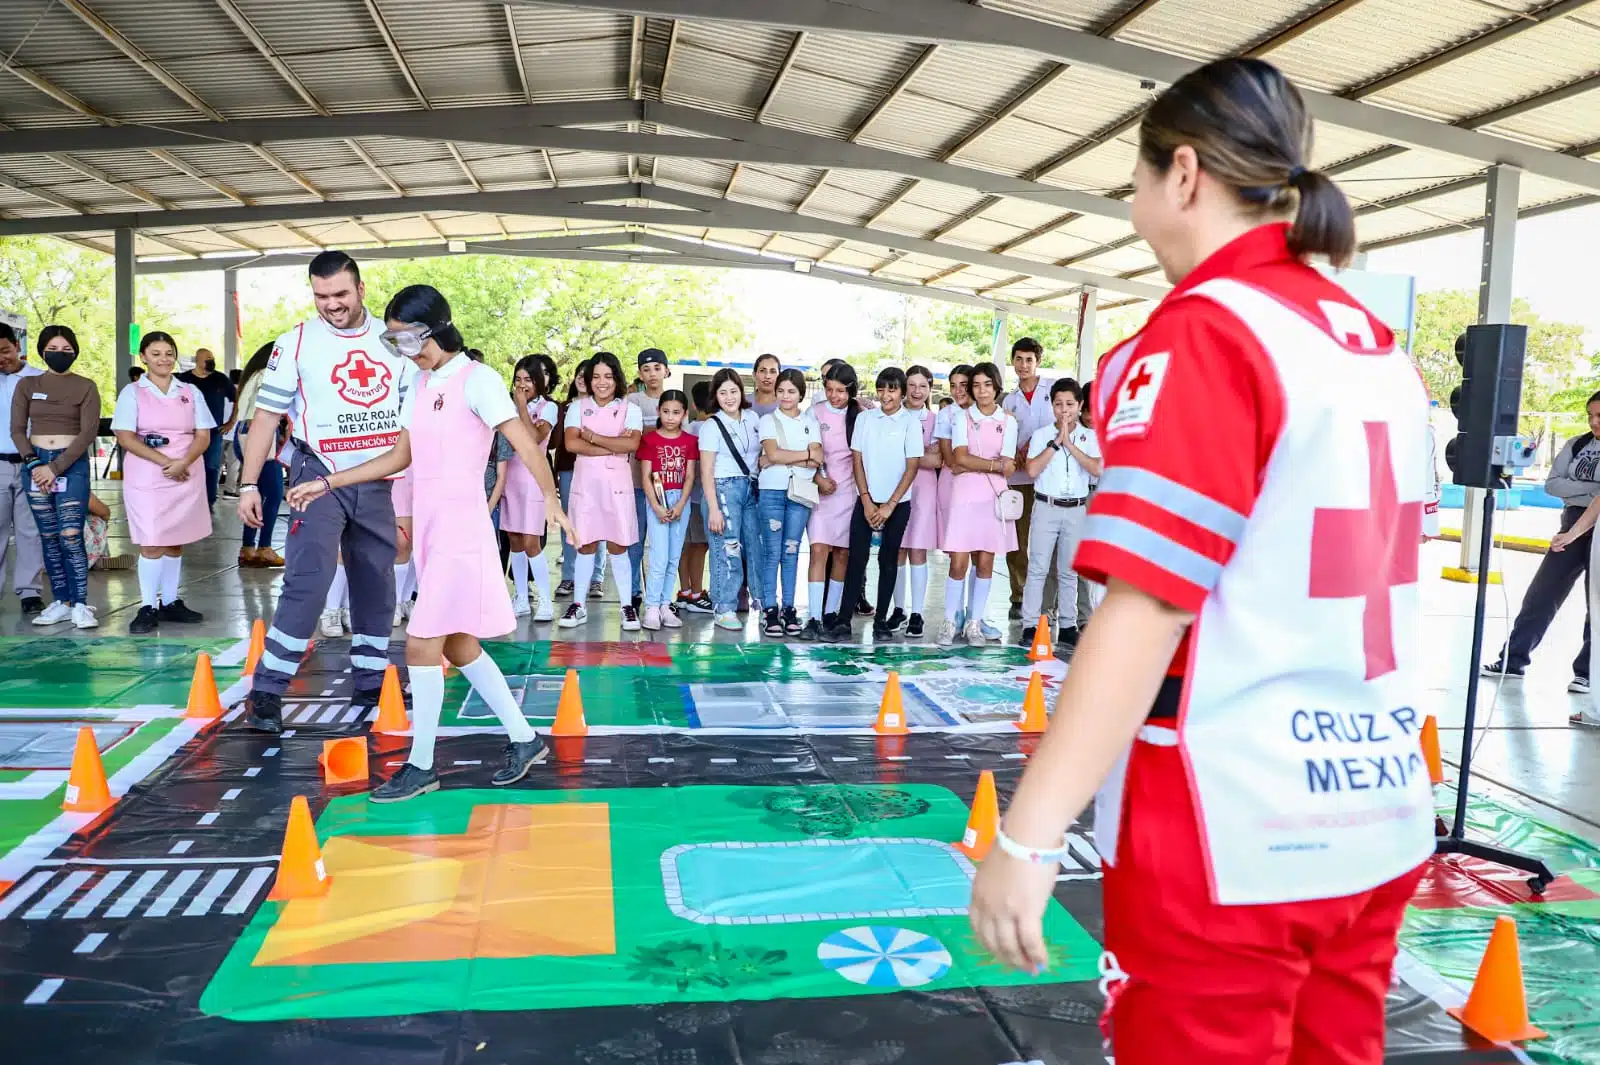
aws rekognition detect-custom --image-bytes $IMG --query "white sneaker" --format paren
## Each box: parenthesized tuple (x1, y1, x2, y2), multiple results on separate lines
(513, 596, 532, 618)
(620, 604, 642, 631)
(559, 603, 587, 628)
(661, 605, 682, 628)
(32, 600, 72, 625)
(937, 617, 957, 646)
(963, 619, 985, 644)
(642, 605, 662, 631)
(319, 609, 344, 638)
(714, 611, 742, 631)
(71, 603, 98, 629)
(533, 601, 554, 622)
(340, 607, 351, 633)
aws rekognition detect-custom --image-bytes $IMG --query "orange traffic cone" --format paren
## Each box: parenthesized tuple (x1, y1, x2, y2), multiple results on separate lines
(185, 653, 222, 719)
(243, 619, 266, 676)
(1421, 714, 1445, 786)
(267, 795, 332, 901)
(551, 668, 588, 737)
(1017, 670, 1049, 733)
(875, 671, 909, 734)
(372, 665, 409, 734)
(1027, 616, 1053, 661)
(1448, 915, 1546, 1042)
(957, 770, 999, 860)
(320, 737, 369, 787)
(62, 726, 112, 813)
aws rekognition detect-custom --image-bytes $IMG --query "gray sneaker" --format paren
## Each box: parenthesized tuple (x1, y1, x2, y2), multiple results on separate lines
(371, 763, 440, 803)
(491, 737, 549, 786)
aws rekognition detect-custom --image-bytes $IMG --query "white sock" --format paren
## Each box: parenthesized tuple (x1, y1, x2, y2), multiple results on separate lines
(945, 574, 965, 622)
(824, 579, 843, 616)
(971, 576, 992, 623)
(808, 580, 824, 617)
(510, 551, 530, 601)
(160, 556, 181, 604)
(326, 564, 348, 612)
(528, 550, 551, 604)
(894, 563, 907, 611)
(394, 562, 413, 605)
(966, 566, 977, 603)
(458, 651, 536, 742)
(612, 555, 633, 605)
(406, 664, 443, 771)
(910, 563, 928, 615)
(574, 551, 597, 600)
(137, 557, 161, 608)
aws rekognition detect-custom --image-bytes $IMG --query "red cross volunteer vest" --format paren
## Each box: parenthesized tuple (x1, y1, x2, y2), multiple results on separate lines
(1077, 226, 1437, 906)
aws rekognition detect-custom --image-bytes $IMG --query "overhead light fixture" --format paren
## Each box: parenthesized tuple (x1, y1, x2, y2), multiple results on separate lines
(447, 239, 467, 253)
(793, 260, 812, 274)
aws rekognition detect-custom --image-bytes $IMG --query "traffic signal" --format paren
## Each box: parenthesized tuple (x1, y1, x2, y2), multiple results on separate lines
(1447, 324, 1526, 489)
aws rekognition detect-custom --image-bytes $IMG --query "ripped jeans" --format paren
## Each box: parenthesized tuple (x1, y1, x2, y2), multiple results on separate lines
(708, 476, 762, 614)
(25, 447, 90, 605)
(759, 488, 812, 611)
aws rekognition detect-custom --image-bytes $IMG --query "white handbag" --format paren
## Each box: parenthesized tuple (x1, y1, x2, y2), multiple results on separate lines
(778, 414, 820, 507)
(994, 485, 1024, 522)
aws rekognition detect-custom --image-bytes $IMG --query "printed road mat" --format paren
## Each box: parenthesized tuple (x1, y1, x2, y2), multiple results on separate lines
(0, 637, 1596, 1064)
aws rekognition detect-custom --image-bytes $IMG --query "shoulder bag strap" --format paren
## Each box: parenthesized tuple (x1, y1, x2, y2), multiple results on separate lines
(712, 413, 753, 478)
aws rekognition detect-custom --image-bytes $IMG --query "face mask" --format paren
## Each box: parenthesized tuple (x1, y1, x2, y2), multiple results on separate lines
(43, 350, 76, 373)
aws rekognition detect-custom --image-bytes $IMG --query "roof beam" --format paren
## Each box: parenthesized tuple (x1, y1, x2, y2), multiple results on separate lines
(505, 5, 533, 103)
(524, 0, 1600, 192)
(1361, 192, 1600, 250)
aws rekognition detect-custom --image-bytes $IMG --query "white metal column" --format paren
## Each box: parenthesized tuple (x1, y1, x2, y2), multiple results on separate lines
(114, 228, 135, 388)
(222, 269, 239, 372)
(990, 310, 1009, 362)
(1076, 286, 1097, 381)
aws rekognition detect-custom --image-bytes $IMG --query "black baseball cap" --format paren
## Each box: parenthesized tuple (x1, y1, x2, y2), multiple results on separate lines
(637, 347, 668, 368)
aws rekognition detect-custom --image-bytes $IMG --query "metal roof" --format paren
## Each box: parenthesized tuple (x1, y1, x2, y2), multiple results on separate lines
(0, 0, 1597, 317)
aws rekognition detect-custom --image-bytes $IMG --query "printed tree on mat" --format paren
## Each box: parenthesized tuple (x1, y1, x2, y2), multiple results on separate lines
(628, 941, 790, 992)
(762, 787, 931, 838)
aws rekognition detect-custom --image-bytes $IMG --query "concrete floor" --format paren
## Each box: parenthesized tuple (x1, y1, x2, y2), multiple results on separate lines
(3, 480, 1595, 841)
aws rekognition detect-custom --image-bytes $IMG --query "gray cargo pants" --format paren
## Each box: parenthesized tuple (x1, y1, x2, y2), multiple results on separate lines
(0, 460, 43, 599)
(254, 446, 397, 698)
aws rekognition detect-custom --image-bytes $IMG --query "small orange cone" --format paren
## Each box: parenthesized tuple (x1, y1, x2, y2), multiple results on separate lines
(243, 619, 266, 676)
(185, 653, 222, 719)
(1448, 915, 1546, 1042)
(957, 770, 999, 860)
(1017, 670, 1049, 733)
(1027, 616, 1053, 661)
(551, 668, 588, 737)
(267, 796, 331, 901)
(319, 737, 369, 787)
(372, 665, 409, 734)
(62, 726, 112, 813)
(1421, 714, 1445, 786)
(875, 671, 909, 734)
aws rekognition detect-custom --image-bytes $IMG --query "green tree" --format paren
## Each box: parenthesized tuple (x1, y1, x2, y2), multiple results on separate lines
(935, 306, 1078, 368)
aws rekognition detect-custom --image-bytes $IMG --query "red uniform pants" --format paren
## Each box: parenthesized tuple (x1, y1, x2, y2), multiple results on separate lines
(1102, 737, 1426, 1065)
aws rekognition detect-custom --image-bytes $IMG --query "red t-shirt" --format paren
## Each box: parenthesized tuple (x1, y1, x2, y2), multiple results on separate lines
(637, 429, 700, 490)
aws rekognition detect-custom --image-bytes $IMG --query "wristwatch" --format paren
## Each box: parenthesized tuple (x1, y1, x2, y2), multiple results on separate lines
(1048, 440, 1063, 452)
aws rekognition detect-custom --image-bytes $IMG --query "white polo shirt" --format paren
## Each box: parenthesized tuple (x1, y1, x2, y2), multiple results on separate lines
(400, 354, 516, 431)
(950, 405, 1019, 457)
(1026, 422, 1099, 500)
(758, 408, 820, 492)
(110, 376, 218, 433)
(1, 363, 45, 452)
(698, 408, 761, 481)
(850, 406, 923, 504)
(1002, 379, 1055, 485)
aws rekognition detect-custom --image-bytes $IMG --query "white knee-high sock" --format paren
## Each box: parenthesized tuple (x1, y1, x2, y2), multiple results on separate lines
(394, 562, 414, 604)
(893, 563, 907, 610)
(612, 555, 633, 605)
(160, 556, 181, 604)
(574, 552, 597, 600)
(910, 563, 928, 615)
(458, 651, 536, 743)
(970, 576, 992, 622)
(824, 579, 843, 615)
(326, 564, 348, 612)
(945, 573, 965, 622)
(807, 580, 825, 617)
(510, 552, 530, 601)
(966, 566, 977, 603)
(528, 551, 551, 604)
(406, 664, 444, 771)
(137, 557, 161, 608)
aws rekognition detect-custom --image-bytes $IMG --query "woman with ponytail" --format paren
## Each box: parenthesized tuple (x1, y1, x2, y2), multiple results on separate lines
(970, 58, 1436, 1064)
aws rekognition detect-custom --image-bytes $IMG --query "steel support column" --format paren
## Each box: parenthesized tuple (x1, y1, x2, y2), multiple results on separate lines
(222, 269, 239, 371)
(1459, 163, 1521, 575)
(1076, 287, 1097, 381)
(114, 227, 135, 388)
(990, 311, 1010, 362)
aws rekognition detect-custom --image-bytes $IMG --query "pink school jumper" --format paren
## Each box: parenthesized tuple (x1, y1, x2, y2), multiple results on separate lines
(123, 382, 212, 547)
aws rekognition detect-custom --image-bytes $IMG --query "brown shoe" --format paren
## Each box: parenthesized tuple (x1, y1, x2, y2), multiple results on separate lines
(238, 547, 261, 567)
(256, 548, 285, 567)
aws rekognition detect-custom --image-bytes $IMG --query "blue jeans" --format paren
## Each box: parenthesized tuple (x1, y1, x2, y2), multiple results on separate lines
(628, 487, 648, 599)
(759, 488, 811, 611)
(644, 488, 688, 608)
(202, 433, 224, 508)
(234, 428, 284, 550)
(708, 476, 761, 614)
(559, 470, 576, 582)
(25, 447, 89, 605)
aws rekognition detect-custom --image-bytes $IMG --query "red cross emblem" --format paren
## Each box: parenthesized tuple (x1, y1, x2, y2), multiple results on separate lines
(1309, 422, 1422, 680)
(331, 350, 392, 409)
(1124, 362, 1155, 398)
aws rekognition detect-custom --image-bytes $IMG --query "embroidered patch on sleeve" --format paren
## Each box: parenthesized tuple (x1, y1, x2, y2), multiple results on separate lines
(1104, 352, 1170, 441)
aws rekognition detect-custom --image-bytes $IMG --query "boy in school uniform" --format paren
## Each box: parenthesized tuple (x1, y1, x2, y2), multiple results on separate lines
(1020, 378, 1101, 649)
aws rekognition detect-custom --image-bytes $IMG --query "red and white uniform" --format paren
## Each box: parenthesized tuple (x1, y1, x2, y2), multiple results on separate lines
(1075, 224, 1437, 1064)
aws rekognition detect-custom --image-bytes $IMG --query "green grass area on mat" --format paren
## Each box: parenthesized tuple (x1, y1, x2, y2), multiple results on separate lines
(200, 784, 1102, 1020)
(0, 636, 241, 709)
(0, 717, 184, 860)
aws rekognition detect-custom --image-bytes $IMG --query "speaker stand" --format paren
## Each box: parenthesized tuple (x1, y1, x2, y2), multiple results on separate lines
(1434, 486, 1556, 895)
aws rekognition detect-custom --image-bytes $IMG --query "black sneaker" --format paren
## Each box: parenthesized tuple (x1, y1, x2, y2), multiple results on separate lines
(246, 690, 283, 734)
(855, 598, 875, 618)
(371, 763, 440, 803)
(129, 604, 160, 634)
(620, 604, 641, 631)
(159, 598, 204, 624)
(350, 686, 391, 715)
(822, 621, 853, 644)
(492, 736, 549, 786)
(19, 595, 43, 616)
(1480, 658, 1525, 679)
(1060, 625, 1081, 647)
(631, 593, 643, 612)
(800, 618, 824, 642)
(872, 621, 893, 640)
(884, 608, 906, 634)
(1020, 625, 1036, 649)
(905, 612, 924, 638)
(684, 592, 714, 614)
(783, 607, 802, 636)
(763, 607, 784, 637)
(1008, 603, 1023, 620)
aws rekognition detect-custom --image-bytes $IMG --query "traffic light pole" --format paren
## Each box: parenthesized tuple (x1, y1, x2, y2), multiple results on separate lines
(1435, 486, 1556, 894)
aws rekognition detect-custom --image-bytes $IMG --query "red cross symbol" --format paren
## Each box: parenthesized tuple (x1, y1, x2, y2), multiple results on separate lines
(1309, 422, 1422, 680)
(347, 356, 377, 389)
(1124, 362, 1155, 398)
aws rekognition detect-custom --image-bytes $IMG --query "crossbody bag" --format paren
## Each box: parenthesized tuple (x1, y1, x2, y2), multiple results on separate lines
(776, 414, 820, 507)
(968, 410, 1024, 521)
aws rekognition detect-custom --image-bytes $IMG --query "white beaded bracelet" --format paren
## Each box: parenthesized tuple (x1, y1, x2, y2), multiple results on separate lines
(995, 826, 1074, 865)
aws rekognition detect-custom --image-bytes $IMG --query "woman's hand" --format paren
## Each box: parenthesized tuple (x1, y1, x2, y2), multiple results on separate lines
(1551, 530, 1578, 552)
(969, 847, 1058, 973)
(547, 505, 576, 545)
(30, 465, 54, 492)
(707, 507, 726, 536)
(816, 475, 836, 497)
(161, 458, 188, 481)
(1001, 458, 1017, 478)
(285, 479, 328, 511)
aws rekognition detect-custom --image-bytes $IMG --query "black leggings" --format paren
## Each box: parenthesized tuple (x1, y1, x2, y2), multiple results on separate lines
(839, 499, 911, 624)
